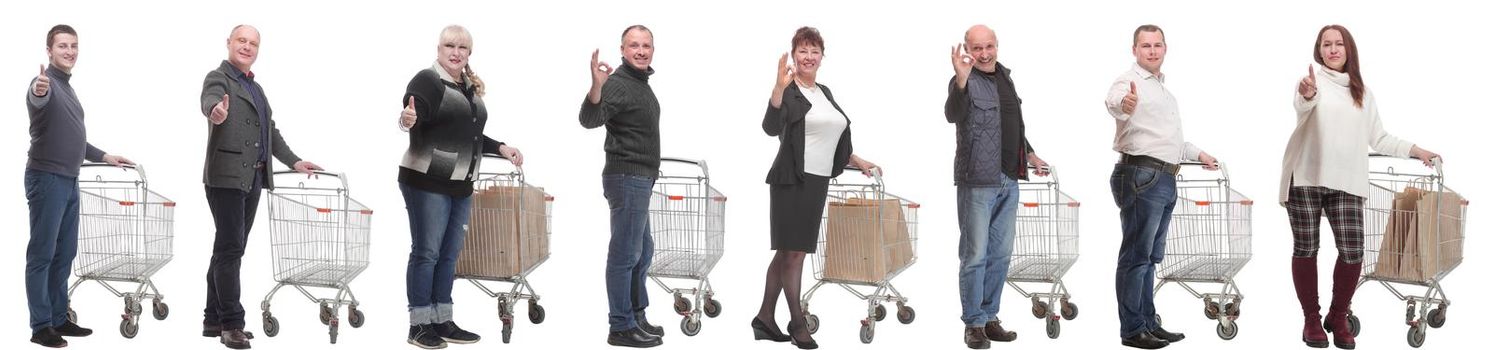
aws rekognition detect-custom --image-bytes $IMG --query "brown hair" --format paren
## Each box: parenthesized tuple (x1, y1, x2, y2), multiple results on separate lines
(621, 25, 652, 43)
(1314, 25, 1365, 108)
(1132, 24, 1164, 47)
(792, 26, 824, 52)
(47, 24, 76, 47)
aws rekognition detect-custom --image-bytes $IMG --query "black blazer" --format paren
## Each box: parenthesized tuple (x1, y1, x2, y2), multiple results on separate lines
(763, 83, 853, 185)
(199, 60, 300, 192)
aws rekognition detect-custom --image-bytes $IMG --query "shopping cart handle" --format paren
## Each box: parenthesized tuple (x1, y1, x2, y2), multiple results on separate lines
(660, 157, 710, 177)
(482, 152, 511, 161)
(81, 162, 138, 170)
(272, 170, 343, 179)
(1370, 153, 1443, 178)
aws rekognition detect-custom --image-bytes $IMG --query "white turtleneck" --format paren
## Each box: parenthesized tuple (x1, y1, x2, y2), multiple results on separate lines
(1278, 63, 1414, 204)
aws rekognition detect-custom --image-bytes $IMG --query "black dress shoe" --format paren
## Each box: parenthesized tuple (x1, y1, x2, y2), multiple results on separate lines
(786, 321, 818, 349)
(1150, 326, 1185, 342)
(751, 317, 791, 342)
(1121, 331, 1169, 349)
(202, 324, 254, 339)
(220, 329, 252, 349)
(30, 327, 67, 348)
(607, 327, 662, 348)
(53, 321, 92, 337)
(636, 313, 664, 337)
(965, 327, 991, 349)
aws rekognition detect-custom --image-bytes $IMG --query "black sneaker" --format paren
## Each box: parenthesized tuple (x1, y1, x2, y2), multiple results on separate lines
(636, 313, 664, 337)
(408, 324, 448, 349)
(30, 327, 67, 348)
(53, 321, 92, 337)
(433, 321, 481, 344)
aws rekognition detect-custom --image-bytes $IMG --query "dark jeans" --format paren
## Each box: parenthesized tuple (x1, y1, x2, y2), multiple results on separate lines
(400, 183, 471, 325)
(1110, 164, 1176, 338)
(602, 174, 655, 332)
(203, 184, 262, 330)
(25, 169, 79, 332)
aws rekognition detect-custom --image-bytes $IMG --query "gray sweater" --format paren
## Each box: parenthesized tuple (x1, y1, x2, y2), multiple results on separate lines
(26, 66, 105, 178)
(579, 62, 661, 178)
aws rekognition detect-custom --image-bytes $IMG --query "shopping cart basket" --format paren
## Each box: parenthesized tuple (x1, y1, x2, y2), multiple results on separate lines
(648, 157, 727, 336)
(1154, 162, 1253, 340)
(258, 171, 372, 344)
(67, 163, 175, 338)
(1007, 165, 1080, 339)
(456, 153, 553, 343)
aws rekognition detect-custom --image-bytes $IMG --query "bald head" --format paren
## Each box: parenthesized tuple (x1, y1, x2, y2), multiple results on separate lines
(226, 24, 261, 72)
(963, 25, 998, 73)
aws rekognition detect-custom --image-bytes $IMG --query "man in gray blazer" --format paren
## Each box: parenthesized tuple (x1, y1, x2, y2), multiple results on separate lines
(197, 24, 321, 350)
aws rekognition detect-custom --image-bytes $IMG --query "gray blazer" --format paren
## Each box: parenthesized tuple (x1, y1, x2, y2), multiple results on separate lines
(199, 60, 301, 191)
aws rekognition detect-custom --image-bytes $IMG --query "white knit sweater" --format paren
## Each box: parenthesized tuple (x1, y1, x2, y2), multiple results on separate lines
(1278, 64, 1414, 205)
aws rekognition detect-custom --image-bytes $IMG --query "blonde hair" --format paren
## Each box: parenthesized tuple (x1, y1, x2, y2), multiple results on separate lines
(439, 25, 485, 97)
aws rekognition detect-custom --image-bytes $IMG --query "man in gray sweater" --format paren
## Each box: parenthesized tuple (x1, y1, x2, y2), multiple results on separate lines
(24, 24, 134, 348)
(580, 25, 664, 348)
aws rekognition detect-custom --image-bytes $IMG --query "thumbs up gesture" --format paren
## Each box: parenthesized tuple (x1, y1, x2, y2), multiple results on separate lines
(210, 94, 230, 125)
(400, 96, 418, 131)
(1121, 81, 1139, 115)
(33, 65, 51, 97)
(1297, 65, 1318, 100)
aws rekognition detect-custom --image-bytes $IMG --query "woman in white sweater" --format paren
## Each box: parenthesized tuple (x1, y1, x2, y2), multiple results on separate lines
(1280, 24, 1440, 350)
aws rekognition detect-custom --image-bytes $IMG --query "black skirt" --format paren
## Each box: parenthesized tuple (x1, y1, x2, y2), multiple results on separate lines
(769, 174, 831, 253)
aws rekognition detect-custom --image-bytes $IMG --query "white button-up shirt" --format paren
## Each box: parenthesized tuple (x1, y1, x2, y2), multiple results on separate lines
(1104, 63, 1203, 164)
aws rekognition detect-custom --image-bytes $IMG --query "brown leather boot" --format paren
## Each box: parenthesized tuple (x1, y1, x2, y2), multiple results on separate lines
(220, 329, 252, 349)
(1324, 259, 1360, 349)
(965, 327, 991, 349)
(983, 320, 1017, 342)
(1293, 257, 1329, 348)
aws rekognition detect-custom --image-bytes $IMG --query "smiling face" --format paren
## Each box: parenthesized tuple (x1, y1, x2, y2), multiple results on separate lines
(620, 27, 654, 71)
(47, 33, 79, 73)
(964, 26, 998, 73)
(792, 43, 823, 77)
(1132, 30, 1166, 75)
(226, 26, 260, 72)
(437, 27, 473, 79)
(1318, 29, 1348, 72)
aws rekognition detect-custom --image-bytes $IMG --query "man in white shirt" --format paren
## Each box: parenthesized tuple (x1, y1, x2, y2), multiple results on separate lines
(1102, 24, 1218, 350)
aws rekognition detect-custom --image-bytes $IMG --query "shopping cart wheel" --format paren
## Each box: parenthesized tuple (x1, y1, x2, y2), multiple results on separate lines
(806, 314, 820, 334)
(1347, 313, 1361, 336)
(1031, 299, 1049, 319)
(873, 304, 887, 322)
(1046, 318, 1060, 339)
(682, 315, 702, 336)
(673, 295, 691, 314)
(66, 308, 77, 324)
(859, 323, 875, 344)
(1204, 302, 1220, 320)
(896, 306, 915, 324)
(528, 302, 546, 324)
(319, 303, 332, 325)
(1225, 302, 1240, 317)
(329, 322, 339, 344)
(263, 315, 280, 337)
(1427, 308, 1446, 328)
(1217, 322, 1238, 340)
(1407, 324, 1426, 348)
(501, 320, 513, 344)
(348, 309, 365, 328)
(704, 299, 722, 318)
(120, 319, 139, 339)
(1153, 314, 1163, 327)
(125, 297, 143, 316)
(1061, 301, 1078, 320)
(152, 301, 169, 321)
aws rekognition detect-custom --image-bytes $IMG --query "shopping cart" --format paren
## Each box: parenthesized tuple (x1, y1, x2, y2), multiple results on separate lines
(66, 163, 175, 338)
(1006, 165, 1080, 339)
(803, 166, 919, 344)
(258, 171, 372, 344)
(647, 157, 727, 336)
(1153, 162, 1253, 340)
(456, 153, 553, 343)
(1359, 154, 1465, 348)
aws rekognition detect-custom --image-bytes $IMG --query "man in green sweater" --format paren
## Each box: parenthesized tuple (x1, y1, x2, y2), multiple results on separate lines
(579, 25, 664, 348)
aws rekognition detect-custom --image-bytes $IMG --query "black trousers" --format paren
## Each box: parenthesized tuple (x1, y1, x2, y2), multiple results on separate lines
(203, 184, 262, 330)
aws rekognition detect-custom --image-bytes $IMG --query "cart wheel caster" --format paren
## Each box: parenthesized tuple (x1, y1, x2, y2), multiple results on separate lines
(67, 308, 77, 324)
(873, 304, 887, 321)
(501, 321, 513, 344)
(897, 305, 916, 324)
(1348, 313, 1361, 336)
(1225, 302, 1240, 317)
(319, 304, 333, 325)
(859, 324, 875, 344)
(153, 301, 169, 321)
(805, 314, 820, 334)
(1428, 308, 1446, 328)
(528, 302, 546, 324)
(673, 295, 691, 314)
(348, 309, 365, 328)
(329, 323, 339, 344)
(1046, 318, 1061, 339)
(1061, 301, 1079, 320)
(120, 319, 139, 339)
(1217, 322, 1238, 340)
(681, 315, 702, 336)
(1408, 324, 1426, 348)
(1205, 302, 1220, 320)
(703, 299, 722, 318)
(1032, 298, 1049, 319)
(125, 297, 142, 316)
(263, 315, 280, 337)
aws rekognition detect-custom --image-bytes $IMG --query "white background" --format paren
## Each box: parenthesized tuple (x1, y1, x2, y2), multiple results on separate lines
(1, 0, 1486, 349)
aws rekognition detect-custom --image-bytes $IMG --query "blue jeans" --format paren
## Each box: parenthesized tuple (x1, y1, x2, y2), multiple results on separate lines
(1110, 164, 1177, 338)
(401, 183, 471, 325)
(602, 174, 655, 332)
(956, 174, 1020, 327)
(25, 169, 80, 332)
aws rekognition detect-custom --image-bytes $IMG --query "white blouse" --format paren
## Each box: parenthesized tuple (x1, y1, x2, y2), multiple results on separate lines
(799, 83, 848, 177)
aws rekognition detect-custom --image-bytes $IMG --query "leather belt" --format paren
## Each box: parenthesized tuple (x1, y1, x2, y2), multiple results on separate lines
(1119, 154, 1180, 175)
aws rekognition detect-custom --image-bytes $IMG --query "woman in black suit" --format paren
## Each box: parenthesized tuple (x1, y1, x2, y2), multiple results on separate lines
(751, 27, 880, 350)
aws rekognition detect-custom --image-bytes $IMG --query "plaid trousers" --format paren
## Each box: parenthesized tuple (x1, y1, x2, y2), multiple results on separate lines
(1286, 185, 1366, 263)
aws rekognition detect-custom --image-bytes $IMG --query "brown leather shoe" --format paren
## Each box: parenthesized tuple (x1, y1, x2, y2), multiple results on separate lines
(984, 320, 1018, 342)
(203, 324, 253, 339)
(220, 329, 252, 349)
(965, 327, 991, 349)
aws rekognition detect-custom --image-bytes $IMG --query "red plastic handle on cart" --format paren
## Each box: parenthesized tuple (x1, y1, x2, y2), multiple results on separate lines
(1022, 202, 1039, 208)
(1195, 201, 1211, 206)
(1241, 200, 1254, 206)
(164, 202, 177, 207)
(1067, 202, 1081, 208)
(317, 208, 332, 213)
(119, 201, 135, 206)
(668, 195, 685, 201)
(546, 195, 556, 202)
(713, 196, 727, 202)
(360, 210, 374, 215)
(907, 203, 921, 209)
